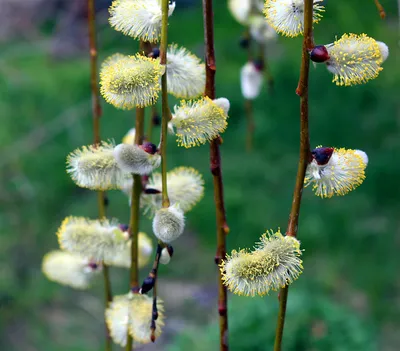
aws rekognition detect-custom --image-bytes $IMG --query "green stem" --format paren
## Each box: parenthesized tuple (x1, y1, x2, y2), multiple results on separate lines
(203, 1, 229, 350)
(159, 0, 170, 208)
(273, 1, 313, 350)
(125, 41, 147, 351)
(88, 0, 112, 350)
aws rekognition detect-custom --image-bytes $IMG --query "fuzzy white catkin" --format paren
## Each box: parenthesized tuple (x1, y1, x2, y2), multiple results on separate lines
(377, 41, 389, 62)
(152, 205, 185, 243)
(213, 98, 230, 115)
(240, 62, 263, 99)
(114, 144, 160, 175)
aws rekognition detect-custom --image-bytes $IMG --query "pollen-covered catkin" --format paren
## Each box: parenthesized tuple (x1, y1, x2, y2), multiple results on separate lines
(104, 232, 153, 268)
(66, 141, 130, 190)
(170, 97, 229, 148)
(100, 53, 165, 109)
(57, 217, 127, 262)
(305, 147, 368, 198)
(166, 44, 205, 99)
(220, 230, 303, 296)
(152, 205, 185, 243)
(113, 143, 161, 175)
(128, 294, 165, 343)
(324, 34, 387, 86)
(109, 0, 176, 42)
(263, 0, 324, 38)
(42, 250, 101, 289)
(141, 167, 204, 216)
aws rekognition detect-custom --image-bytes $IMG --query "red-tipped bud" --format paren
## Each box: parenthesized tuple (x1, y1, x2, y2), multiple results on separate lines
(310, 45, 330, 63)
(149, 47, 160, 59)
(253, 58, 264, 71)
(166, 244, 174, 258)
(311, 147, 334, 165)
(140, 142, 158, 155)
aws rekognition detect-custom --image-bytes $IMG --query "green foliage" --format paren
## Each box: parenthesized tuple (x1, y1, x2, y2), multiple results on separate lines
(169, 291, 377, 351)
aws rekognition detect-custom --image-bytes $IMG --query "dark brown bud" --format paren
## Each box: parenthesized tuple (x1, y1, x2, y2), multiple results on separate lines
(140, 276, 155, 294)
(311, 147, 334, 165)
(149, 47, 160, 59)
(310, 45, 330, 63)
(166, 244, 174, 258)
(253, 58, 264, 71)
(144, 188, 162, 194)
(119, 224, 129, 232)
(140, 142, 158, 155)
(152, 114, 161, 126)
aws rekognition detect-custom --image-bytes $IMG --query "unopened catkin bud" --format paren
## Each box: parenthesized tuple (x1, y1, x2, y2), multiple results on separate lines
(159, 247, 171, 265)
(114, 143, 161, 175)
(152, 205, 185, 243)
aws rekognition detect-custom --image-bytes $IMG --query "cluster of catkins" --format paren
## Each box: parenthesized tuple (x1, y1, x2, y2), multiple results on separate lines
(42, 0, 232, 346)
(221, 0, 387, 297)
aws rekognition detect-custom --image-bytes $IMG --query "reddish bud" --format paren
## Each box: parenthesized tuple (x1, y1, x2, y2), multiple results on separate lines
(149, 47, 160, 59)
(166, 244, 174, 258)
(310, 45, 330, 63)
(253, 58, 264, 71)
(119, 224, 129, 232)
(140, 142, 158, 155)
(312, 147, 334, 165)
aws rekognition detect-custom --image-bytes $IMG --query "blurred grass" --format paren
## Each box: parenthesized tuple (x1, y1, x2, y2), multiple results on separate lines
(0, 0, 399, 350)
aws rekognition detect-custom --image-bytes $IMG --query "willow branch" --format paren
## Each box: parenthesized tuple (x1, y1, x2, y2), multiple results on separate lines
(259, 43, 274, 93)
(244, 99, 254, 152)
(88, 1, 112, 350)
(273, 1, 313, 350)
(374, 0, 386, 19)
(159, 0, 170, 208)
(203, 1, 229, 350)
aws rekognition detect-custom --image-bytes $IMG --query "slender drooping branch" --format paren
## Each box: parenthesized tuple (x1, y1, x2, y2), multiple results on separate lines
(273, 1, 313, 350)
(87, 1, 112, 350)
(159, 0, 170, 208)
(203, 1, 229, 350)
(244, 99, 255, 152)
(259, 43, 274, 93)
(374, 0, 386, 19)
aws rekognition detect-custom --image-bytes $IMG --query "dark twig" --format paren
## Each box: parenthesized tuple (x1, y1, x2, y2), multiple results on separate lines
(203, 1, 230, 350)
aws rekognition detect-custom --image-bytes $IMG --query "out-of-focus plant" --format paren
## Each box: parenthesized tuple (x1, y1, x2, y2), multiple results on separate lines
(168, 291, 377, 351)
(228, 0, 277, 151)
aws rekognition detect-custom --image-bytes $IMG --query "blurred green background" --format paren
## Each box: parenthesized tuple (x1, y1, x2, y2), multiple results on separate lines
(1, 0, 399, 350)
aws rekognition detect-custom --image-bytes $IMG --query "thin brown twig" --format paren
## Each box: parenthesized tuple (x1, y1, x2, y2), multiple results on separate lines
(273, 1, 313, 350)
(202, 1, 229, 350)
(244, 99, 254, 152)
(259, 43, 274, 93)
(374, 0, 386, 19)
(87, 1, 112, 350)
